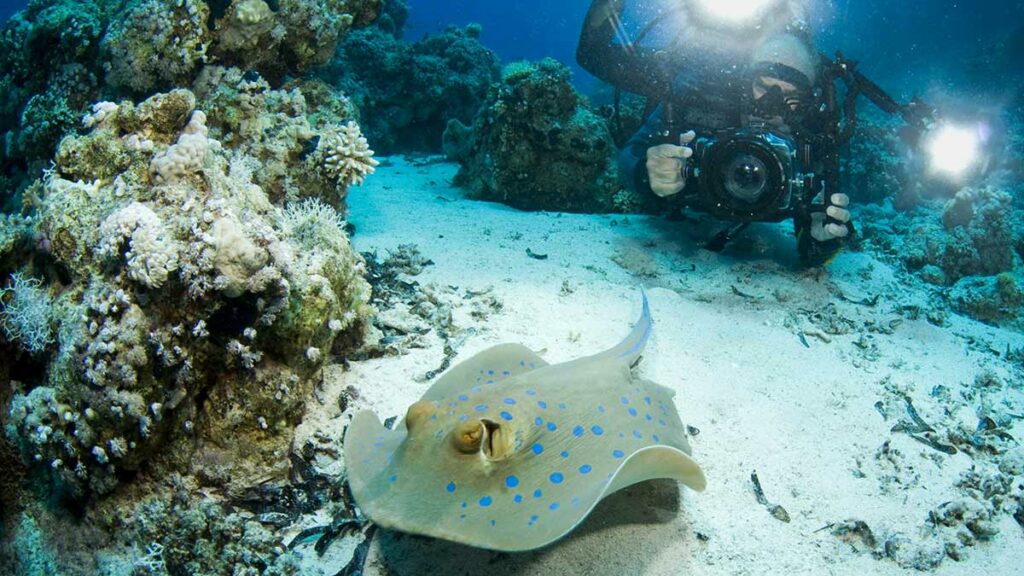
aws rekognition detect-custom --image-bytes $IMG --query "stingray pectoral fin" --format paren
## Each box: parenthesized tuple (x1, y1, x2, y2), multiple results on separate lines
(344, 410, 406, 503)
(421, 343, 549, 401)
(607, 446, 707, 494)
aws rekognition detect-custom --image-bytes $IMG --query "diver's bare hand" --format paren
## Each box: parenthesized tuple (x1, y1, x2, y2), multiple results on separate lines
(646, 131, 696, 198)
(810, 193, 852, 241)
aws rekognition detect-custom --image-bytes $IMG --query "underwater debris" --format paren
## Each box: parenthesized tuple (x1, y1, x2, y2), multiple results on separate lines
(730, 285, 762, 300)
(750, 470, 791, 523)
(821, 519, 878, 551)
(890, 396, 958, 455)
(525, 248, 548, 260)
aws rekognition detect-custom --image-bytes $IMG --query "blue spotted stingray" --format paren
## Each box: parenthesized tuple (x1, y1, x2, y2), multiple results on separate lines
(344, 293, 706, 551)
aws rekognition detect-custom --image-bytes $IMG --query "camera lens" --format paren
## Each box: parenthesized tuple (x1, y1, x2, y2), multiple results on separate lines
(721, 154, 768, 202)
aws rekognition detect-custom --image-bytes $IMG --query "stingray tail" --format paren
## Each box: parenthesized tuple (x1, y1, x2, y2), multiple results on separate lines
(603, 289, 652, 367)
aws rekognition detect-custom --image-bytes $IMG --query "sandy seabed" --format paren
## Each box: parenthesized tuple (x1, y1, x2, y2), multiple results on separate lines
(293, 156, 1024, 576)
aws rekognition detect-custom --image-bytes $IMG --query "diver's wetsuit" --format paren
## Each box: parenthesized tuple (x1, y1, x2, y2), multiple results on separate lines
(576, 0, 846, 266)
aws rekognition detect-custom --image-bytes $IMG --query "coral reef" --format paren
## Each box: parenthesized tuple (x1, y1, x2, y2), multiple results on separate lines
(327, 23, 500, 153)
(1, 88, 373, 497)
(191, 66, 375, 210)
(856, 186, 1024, 326)
(839, 113, 912, 207)
(208, 0, 383, 85)
(443, 58, 623, 213)
(101, 0, 212, 95)
(0, 0, 383, 200)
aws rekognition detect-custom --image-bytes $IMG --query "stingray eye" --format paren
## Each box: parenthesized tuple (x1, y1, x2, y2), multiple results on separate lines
(452, 421, 484, 453)
(405, 401, 435, 431)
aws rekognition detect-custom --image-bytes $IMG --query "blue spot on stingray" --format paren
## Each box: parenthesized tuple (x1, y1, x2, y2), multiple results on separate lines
(547, 422, 557, 432)
(475, 404, 488, 412)
(487, 380, 494, 384)
(500, 411, 513, 421)
(458, 394, 468, 402)
(612, 450, 625, 458)
(389, 474, 397, 482)
(532, 444, 544, 455)
(579, 464, 592, 474)
(633, 430, 643, 439)
(534, 416, 543, 426)
(479, 496, 493, 507)
(652, 434, 660, 443)
(503, 398, 517, 405)
(550, 472, 564, 484)
(488, 370, 494, 375)
(533, 489, 543, 498)
(645, 413, 653, 421)
(560, 450, 569, 458)
(628, 407, 638, 417)
(471, 387, 481, 393)
(491, 519, 496, 527)
(597, 404, 606, 413)
(550, 502, 560, 510)
(620, 396, 629, 405)
(529, 514, 539, 525)
(448, 402, 457, 408)
(460, 514, 466, 520)
(503, 370, 511, 376)
(514, 494, 523, 503)
(571, 497, 581, 507)
(526, 389, 536, 395)
(520, 361, 526, 367)
(618, 432, 625, 438)
(538, 401, 548, 409)
(559, 402, 567, 409)
(447, 481, 456, 493)
(431, 414, 437, 421)
(461, 502, 468, 509)
(644, 396, 653, 405)
(459, 415, 468, 422)
(572, 425, 584, 437)
(505, 475, 519, 488)
(591, 425, 604, 435)
(658, 419, 667, 427)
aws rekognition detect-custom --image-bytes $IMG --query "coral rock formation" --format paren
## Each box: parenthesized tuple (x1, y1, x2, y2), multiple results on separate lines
(2, 88, 372, 497)
(443, 58, 622, 213)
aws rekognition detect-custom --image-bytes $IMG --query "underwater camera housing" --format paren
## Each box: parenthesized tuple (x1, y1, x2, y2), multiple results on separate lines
(683, 125, 811, 222)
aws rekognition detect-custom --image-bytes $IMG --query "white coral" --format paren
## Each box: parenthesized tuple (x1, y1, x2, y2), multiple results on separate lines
(82, 102, 120, 130)
(320, 121, 379, 187)
(98, 202, 180, 288)
(150, 111, 210, 184)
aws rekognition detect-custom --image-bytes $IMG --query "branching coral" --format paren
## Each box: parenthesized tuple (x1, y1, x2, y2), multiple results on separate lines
(316, 121, 379, 187)
(0, 272, 55, 355)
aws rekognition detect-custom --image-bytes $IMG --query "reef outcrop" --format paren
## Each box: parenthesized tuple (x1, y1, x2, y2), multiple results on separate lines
(443, 58, 625, 213)
(0, 86, 373, 498)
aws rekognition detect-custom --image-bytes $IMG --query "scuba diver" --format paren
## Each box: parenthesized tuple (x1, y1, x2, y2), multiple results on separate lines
(577, 0, 858, 266)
